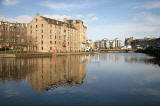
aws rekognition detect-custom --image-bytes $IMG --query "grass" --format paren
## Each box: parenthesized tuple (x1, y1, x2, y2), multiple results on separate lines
(0, 50, 33, 54)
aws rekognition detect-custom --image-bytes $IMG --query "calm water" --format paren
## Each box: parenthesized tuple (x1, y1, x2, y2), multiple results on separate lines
(0, 53, 160, 106)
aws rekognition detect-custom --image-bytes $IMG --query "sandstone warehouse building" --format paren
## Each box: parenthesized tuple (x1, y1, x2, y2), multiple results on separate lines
(27, 13, 87, 52)
(0, 13, 87, 53)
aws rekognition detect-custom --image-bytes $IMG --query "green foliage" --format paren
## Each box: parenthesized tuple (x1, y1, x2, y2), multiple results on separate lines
(0, 50, 32, 54)
(137, 47, 160, 58)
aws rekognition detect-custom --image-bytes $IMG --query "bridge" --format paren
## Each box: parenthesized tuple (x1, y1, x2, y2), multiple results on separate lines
(99, 49, 137, 52)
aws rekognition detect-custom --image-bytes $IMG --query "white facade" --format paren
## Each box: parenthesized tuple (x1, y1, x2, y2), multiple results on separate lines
(95, 38, 122, 49)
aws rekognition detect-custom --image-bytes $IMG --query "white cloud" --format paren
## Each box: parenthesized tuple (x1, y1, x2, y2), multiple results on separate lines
(134, 1, 160, 9)
(0, 15, 32, 23)
(133, 12, 160, 26)
(92, 17, 98, 21)
(42, 14, 99, 23)
(84, 17, 99, 23)
(104, 24, 159, 34)
(40, 1, 90, 11)
(87, 14, 94, 17)
(87, 23, 160, 41)
(2, 0, 20, 6)
(87, 11, 160, 40)
(43, 14, 73, 21)
(76, 15, 83, 19)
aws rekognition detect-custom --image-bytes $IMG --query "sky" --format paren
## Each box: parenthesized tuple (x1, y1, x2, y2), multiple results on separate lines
(0, 0, 160, 42)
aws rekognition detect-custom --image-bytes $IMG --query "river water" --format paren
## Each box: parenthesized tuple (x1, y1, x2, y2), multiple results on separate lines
(0, 53, 160, 106)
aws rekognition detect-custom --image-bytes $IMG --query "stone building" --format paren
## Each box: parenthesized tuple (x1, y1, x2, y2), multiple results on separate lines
(94, 40, 101, 48)
(0, 21, 28, 50)
(130, 37, 156, 49)
(125, 37, 160, 49)
(125, 37, 133, 46)
(27, 13, 87, 52)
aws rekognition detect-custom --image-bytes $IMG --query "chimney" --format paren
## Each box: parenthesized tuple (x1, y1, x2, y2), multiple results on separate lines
(36, 12, 40, 16)
(64, 18, 67, 23)
(73, 20, 76, 24)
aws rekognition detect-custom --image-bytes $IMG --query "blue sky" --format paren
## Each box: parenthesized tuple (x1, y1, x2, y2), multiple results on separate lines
(0, 0, 160, 42)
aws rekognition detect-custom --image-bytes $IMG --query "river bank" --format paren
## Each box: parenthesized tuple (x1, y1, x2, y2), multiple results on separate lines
(136, 47, 160, 58)
(0, 52, 98, 58)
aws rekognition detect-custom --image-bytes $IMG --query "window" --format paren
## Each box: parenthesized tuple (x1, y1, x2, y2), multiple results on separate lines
(41, 41, 43, 44)
(36, 18, 38, 22)
(55, 36, 56, 39)
(42, 24, 43, 27)
(64, 30, 66, 35)
(30, 25, 32, 29)
(36, 25, 38, 28)
(50, 41, 52, 44)
(55, 41, 56, 44)
(50, 47, 52, 50)
(50, 30, 52, 33)
(30, 31, 32, 34)
(41, 47, 43, 50)
(50, 35, 52, 39)
(42, 35, 43, 39)
(42, 30, 43, 33)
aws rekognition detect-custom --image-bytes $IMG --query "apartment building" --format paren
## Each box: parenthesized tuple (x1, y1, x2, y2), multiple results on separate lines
(94, 38, 122, 49)
(112, 38, 122, 49)
(27, 13, 87, 52)
(0, 21, 28, 50)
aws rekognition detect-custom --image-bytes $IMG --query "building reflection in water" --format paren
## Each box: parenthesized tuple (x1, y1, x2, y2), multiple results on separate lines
(125, 56, 160, 66)
(0, 58, 35, 81)
(0, 55, 87, 94)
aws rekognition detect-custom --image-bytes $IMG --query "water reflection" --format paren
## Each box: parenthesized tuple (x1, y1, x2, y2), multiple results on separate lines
(125, 56, 160, 66)
(0, 55, 87, 93)
(89, 53, 160, 66)
(0, 58, 34, 81)
(0, 53, 160, 105)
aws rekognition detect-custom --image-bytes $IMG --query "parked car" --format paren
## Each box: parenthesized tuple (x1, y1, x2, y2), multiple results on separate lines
(85, 47, 91, 52)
